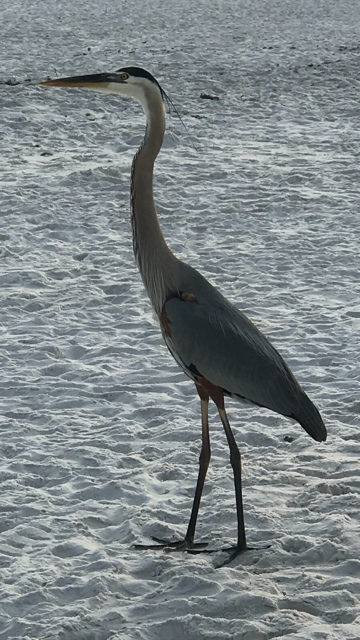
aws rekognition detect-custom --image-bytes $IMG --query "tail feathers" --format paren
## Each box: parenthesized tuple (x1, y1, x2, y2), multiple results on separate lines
(291, 392, 327, 442)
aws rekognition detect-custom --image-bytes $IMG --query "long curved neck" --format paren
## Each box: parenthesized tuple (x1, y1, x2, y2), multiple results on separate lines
(131, 88, 179, 315)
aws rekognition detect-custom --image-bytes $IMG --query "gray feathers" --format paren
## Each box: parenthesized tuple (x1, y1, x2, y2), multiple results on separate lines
(162, 262, 326, 442)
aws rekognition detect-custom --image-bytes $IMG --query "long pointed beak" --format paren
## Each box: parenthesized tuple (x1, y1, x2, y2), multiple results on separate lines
(40, 72, 122, 90)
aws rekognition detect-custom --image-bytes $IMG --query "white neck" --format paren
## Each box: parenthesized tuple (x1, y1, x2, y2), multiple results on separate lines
(131, 85, 179, 315)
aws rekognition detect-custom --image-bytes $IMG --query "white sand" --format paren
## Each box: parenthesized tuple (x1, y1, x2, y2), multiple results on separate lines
(1, 0, 359, 638)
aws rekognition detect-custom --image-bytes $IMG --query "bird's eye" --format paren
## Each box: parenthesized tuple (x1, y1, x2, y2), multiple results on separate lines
(120, 73, 129, 81)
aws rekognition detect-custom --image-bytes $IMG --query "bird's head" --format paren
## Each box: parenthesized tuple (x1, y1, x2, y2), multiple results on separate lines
(40, 66, 166, 113)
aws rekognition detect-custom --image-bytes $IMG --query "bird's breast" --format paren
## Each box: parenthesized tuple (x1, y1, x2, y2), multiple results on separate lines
(160, 290, 199, 339)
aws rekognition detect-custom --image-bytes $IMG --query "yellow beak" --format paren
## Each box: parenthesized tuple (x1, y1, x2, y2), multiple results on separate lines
(40, 72, 120, 90)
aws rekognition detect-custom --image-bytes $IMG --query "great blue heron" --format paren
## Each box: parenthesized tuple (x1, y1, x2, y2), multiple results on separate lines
(41, 67, 327, 565)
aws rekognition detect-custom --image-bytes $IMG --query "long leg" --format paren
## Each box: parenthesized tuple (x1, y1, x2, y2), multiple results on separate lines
(133, 385, 211, 552)
(217, 405, 247, 564)
(184, 387, 211, 543)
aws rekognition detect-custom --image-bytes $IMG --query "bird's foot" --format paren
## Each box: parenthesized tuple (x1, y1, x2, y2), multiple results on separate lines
(133, 538, 270, 565)
(214, 544, 246, 568)
(132, 536, 209, 554)
(215, 543, 271, 568)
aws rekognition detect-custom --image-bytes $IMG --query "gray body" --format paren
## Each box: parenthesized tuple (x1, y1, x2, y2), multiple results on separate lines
(162, 259, 325, 442)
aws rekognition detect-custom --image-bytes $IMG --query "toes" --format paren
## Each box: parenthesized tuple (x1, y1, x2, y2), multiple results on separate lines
(132, 538, 210, 552)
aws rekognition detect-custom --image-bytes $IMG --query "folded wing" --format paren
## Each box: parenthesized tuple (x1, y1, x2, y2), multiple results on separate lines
(162, 284, 326, 442)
